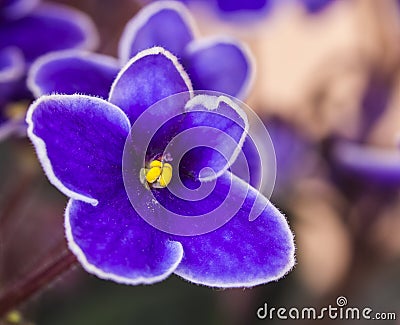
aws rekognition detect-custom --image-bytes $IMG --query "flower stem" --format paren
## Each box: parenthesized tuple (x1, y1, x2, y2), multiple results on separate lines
(0, 247, 77, 317)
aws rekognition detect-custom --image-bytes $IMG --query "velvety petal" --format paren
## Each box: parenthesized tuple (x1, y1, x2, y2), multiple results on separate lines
(119, 1, 195, 64)
(0, 47, 24, 101)
(28, 50, 119, 99)
(165, 172, 294, 287)
(109, 47, 192, 124)
(66, 194, 183, 284)
(301, 0, 336, 13)
(183, 37, 253, 99)
(177, 95, 248, 181)
(0, 3, 98, 64)
(332, 140, 400, 185)
(26, 94, 131, 205)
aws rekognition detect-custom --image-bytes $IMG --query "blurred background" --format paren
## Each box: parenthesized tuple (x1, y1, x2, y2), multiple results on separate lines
(1, 0, 400, 324)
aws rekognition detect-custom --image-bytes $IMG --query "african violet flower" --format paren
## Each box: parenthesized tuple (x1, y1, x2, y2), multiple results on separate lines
(28, 1, 253, 101)
(265, 118, 316, 200)
(331, 77, 400, 185)
(0, 0, 98, 138)
(301, 0, 336, 13)
(332, 140, 400, 185)
(27, 47, 294, 287)
(146, 0, 335, 18)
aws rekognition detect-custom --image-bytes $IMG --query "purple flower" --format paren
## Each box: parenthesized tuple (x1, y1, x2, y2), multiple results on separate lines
(141, 0, 273, 21)
(266, 118, 316, 199)
(26, 47, 294, 287)
(301, 0, 336, 13)
(146, 0, 335, 18)
(28, 1, 253, 101)
(0, 0, 98, 138)
(214, 0, 271, 13)
(0, 0, 39, 20)
(332, 140, 400, 186)
(331, 76, 400, 186)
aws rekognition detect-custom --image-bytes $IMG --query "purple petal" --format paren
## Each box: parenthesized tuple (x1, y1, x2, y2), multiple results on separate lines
(301, 0, 336, 13)
(332, 139, 400, 185)
(183, 37, 254, 99)
(66, 194, 183, 285)
(0, 118, 26, 140)
(28, 50, 119, 99)
(176, 95, 248, 181)
(266, 119, 314, 196)
(119, 1, 195, 64)
(216, 0, 270, 12)
(0, 3, 98, 64)
(0, 47, 24, 101)
(0, 47, 27, 140)
(26, 94, 130, 205)
(168, 172, 294, 287)
(359, 76, 390, 141)
(1, 0, 39, 20)
(109, 47, 193, 124)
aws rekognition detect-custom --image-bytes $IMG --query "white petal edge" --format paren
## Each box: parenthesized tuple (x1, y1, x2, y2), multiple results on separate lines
(109, 46, 194, 102)
(185, 36, 256, 100)
(174, 184, 296, 288)
(32, 3, 99, 53)
(184, 94, 249, 182)
(0, 47, 24, 82)
(26, 94, 132, 206)
(27, 49, 119, 98)
(118, 1, 198, 64)
(65, 199, 184, 285)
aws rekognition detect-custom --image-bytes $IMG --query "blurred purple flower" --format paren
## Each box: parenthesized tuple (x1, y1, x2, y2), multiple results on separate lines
(332, 140, 400, 186)
(147, 0, 335, 19)
(214, 0, 270, 13)
(28, 1, 253, 101)
(142, 0, 273, 21)
(266, 118, 316, 198)
(301, 0, 336, 13)
(0, 0, 98, 138)
(331, 76, 400, 186)
(0, 0, 39, 20)
(26, 47, 294, 287)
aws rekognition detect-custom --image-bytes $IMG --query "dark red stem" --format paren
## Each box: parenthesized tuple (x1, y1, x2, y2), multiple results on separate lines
(0, 248, 78, 317)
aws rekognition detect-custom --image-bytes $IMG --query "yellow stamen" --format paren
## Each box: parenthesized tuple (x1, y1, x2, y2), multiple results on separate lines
(143, 160, 173, 188)
(145, 166, 161, 183)
(159, 163, 172, 187)
(149, 160, 162, 168)
(6, 310, 22, 323)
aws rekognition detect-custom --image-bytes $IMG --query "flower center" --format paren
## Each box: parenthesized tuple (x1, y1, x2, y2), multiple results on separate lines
(140, 159, 172, 189)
